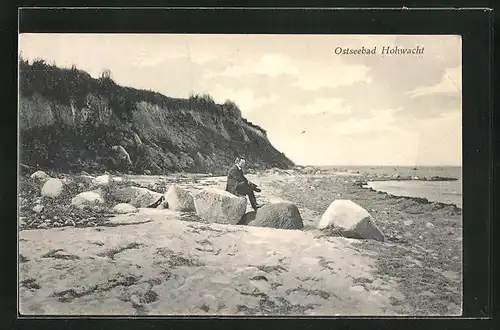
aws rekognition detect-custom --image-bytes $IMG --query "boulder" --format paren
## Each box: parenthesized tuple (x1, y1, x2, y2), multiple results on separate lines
(112, 145, 133, 166)
(112, 203, 138, 214)
(71, 191, 105, 208)
(30, 170, 50, 181)
(32, 204, 44, 214)
(112, 186, 163, 208)
(144, 170, 152, 175)
(132, 132, 143, 147)
(165, 184, 195, 212)
(41, 178, 64, 198)
(238, 211, 256, 225)
(93, 175, 111, 186)
(318, 200, 385, 241)
(250, 202, 304, 230)
(76, 175, 95, 185)
(193, 188, 247, 225)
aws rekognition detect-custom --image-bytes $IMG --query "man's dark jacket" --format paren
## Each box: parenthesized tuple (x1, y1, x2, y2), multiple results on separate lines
(225, 164, 248, 195)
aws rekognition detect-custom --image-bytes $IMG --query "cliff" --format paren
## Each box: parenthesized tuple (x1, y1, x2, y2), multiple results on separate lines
(18, 59, 294, 175)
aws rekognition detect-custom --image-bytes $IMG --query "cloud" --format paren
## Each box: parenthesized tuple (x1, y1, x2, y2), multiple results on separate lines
(130, 48, 194, 67)
(189, 52, 218, 65)
(216, 53, 372, 91)
(407, 66, 461, 98)
(220, 53, 299, 78)
(209, 84, 278, 113)
(290, 98, 352, 116)
(130, 53, 168, 67)
(291, 62, 372, 91)
(326, 107, 403, 136)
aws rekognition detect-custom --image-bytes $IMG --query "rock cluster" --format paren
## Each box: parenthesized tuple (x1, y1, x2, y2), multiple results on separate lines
(21, 171, 385, 241)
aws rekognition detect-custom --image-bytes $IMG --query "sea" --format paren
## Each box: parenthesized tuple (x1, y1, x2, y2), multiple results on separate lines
(322, 166, 462, 208)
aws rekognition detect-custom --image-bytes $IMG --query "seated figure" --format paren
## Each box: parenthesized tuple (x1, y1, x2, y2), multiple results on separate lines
(225, 157, 262, 211)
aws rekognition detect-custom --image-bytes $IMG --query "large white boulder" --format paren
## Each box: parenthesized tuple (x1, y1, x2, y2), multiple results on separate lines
(71, 191, 105, 208)
(165, 184, 195, 212)
(194, 188, 247, 225)
(41, 178, 64, 198)
(250, 202, 304, 230)
(112, 186, 163, 208)
(318, 199, 385, 241)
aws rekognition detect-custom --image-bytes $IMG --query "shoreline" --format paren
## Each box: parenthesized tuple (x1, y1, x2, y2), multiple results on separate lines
(361, 184, 462, 211)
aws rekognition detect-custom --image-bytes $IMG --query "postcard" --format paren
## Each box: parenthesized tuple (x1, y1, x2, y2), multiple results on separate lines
(18, 33, 462, 316)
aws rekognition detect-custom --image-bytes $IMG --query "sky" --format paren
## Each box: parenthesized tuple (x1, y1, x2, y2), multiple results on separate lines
(19, 34, 462, 166)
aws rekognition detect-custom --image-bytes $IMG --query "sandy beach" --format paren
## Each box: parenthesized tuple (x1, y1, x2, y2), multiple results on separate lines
(18, 167, 462, 316)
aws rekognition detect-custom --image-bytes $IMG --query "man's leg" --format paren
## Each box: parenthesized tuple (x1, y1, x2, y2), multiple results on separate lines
(247, 190, 258, 211)
(236, 182, 260, 211)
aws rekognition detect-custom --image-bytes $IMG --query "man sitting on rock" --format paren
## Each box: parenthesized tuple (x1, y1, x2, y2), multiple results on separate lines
(226, 157, 262, 211)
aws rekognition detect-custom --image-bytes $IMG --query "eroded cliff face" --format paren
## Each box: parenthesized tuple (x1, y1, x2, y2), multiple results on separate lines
(19, 60, 294, 175)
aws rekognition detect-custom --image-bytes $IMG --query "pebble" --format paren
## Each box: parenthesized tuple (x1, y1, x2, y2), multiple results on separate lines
(32, 205, 44, 213)
(130, 294, 141, 305)
(351, 285, 365, 292)
(420, 291, 435, 297)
